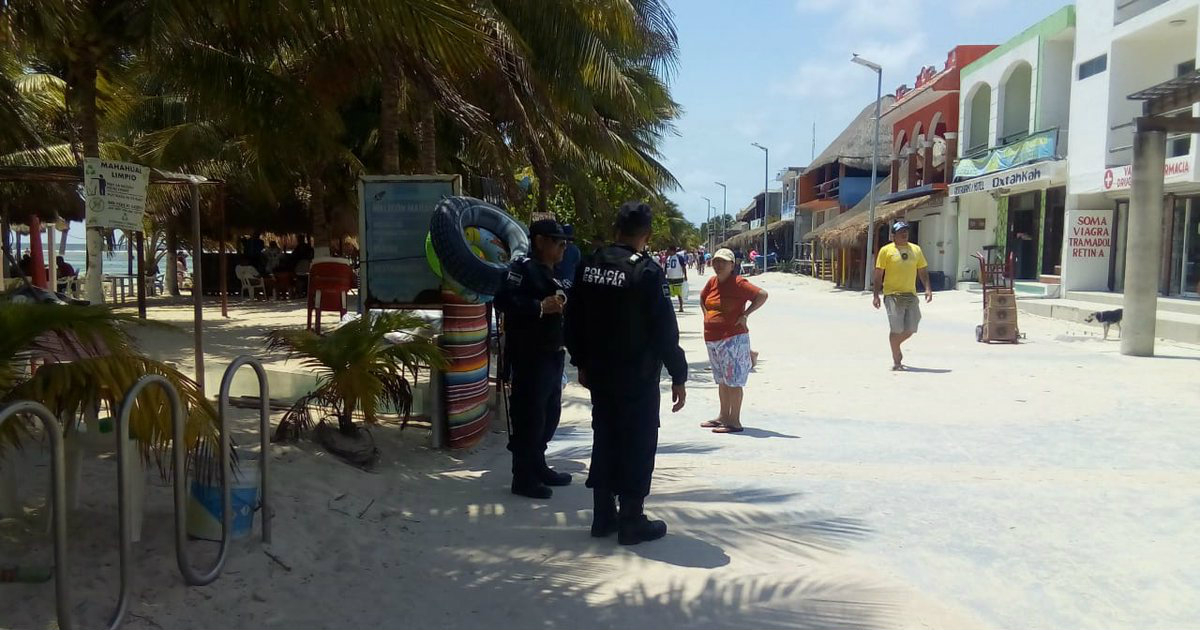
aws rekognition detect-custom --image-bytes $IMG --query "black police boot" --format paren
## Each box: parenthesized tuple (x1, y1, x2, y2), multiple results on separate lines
(511, 476, 553, 499)
(538, 466, 572, 487)
(590, 489, 618, 538)
(617, 495, 666, 545)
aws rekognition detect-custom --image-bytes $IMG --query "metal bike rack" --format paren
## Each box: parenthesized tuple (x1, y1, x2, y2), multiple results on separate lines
(0, 401, 73, 630)
(110, 375, 186, 629)
(216, 355, 271, 544)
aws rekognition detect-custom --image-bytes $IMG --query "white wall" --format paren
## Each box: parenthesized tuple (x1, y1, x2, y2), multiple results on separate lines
(959, 37, 1042, 151)
(1068, 0, 1117, 195)
(1038, 37, 1075, 149)
(1070, 0, 1199, 195)
(954, 193, 1000, 281)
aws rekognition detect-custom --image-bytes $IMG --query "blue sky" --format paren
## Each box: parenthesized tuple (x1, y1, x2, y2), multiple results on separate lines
(662, 0, 1072, 225)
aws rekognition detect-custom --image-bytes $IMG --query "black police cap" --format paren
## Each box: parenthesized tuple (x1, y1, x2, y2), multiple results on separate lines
(616, 201, 653, 232)
(529, 219, 573, 240)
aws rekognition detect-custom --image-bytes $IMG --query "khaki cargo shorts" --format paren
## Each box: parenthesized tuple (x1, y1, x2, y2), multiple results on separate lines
(884, 293, 921, 334)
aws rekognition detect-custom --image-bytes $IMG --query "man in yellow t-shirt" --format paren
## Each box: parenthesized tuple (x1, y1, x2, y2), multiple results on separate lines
(871, 221, 932, 370)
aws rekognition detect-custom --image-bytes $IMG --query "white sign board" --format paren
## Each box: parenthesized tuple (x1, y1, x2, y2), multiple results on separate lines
(1063, 209, 1112, 291)
(84, 158, 149, 232)
(949, 160, 1066, 197)
(1101, 155, 1193, 192)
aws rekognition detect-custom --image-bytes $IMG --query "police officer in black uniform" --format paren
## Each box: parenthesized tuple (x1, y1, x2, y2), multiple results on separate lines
(565, 201, 688, 545)
(495, 219, 574, 499)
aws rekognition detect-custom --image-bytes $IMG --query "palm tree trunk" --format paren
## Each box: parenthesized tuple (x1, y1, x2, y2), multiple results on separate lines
(68, 51, 105, 304)
(533, 159, 552, 213)
(309, 166, 331, 249)
(380, 69, 403, 174)
(339, 400, 357, 435)
(166, 223, 179, 296)
(416, 98, 436, 174)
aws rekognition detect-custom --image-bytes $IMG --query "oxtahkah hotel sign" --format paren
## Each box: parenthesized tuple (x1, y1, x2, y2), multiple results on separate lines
(949, 160, 1066, 197)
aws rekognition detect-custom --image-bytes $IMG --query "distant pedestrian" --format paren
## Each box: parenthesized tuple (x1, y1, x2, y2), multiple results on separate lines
(664, 245, 688, 312)
(872, 221, 932, 370)
(699, 248, 768, 433)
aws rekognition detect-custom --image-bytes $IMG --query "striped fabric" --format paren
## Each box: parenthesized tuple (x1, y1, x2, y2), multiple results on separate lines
(441, 291, 491, 448)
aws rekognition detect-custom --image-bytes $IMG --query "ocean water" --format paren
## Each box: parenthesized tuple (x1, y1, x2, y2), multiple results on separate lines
(25, 244, 189, 278)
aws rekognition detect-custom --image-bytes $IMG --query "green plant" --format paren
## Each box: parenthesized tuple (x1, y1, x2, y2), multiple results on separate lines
(0, 301, 219, 471)
(266, 312, 447, 438)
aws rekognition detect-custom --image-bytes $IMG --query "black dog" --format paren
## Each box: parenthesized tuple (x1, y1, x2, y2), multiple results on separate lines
(1084, 308, 1123, 340)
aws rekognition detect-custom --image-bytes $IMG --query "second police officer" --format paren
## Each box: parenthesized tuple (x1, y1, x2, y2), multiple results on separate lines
(566, 201, 688, 545)
(495, 219, 575, 499)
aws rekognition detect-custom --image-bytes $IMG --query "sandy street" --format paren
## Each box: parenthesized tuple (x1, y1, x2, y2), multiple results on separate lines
(3, 273, 1199, 630)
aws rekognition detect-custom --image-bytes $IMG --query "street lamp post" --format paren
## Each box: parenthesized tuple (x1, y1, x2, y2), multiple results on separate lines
(714, 181, 728, 247)
(852, 53, 883, 291)
(751, 143, 769, 272)
(702, 196, 713, 251)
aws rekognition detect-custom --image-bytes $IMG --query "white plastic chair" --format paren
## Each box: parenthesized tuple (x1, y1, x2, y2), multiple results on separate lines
(235, 265, 265, 299)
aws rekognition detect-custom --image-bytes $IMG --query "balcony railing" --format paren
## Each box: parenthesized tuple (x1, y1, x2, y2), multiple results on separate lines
(1108, 103, 1195, 165)
(953, 128, 1060, 181)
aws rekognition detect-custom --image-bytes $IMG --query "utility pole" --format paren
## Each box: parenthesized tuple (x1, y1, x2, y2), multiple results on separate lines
(714, 181, 728, 247)
(702, 196, 713, 251)
(852, 53, 883, 291)
(752, 143, 769, 271)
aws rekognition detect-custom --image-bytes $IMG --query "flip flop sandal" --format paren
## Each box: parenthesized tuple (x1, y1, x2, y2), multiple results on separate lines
(700, 420, 724, 428)
(712, 425, 744, 433)
(892, 365, 907, 371)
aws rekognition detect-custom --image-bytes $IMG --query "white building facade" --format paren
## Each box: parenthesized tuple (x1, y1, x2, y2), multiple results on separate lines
(1063, 0, 1200, 297)
(950, 6, 1075, 293)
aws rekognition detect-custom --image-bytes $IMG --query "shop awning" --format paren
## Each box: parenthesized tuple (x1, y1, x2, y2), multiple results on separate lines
(818, 192, 943, 248)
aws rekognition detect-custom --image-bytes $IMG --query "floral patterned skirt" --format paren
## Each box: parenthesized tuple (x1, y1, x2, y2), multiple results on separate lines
(705, 333, 751, 388)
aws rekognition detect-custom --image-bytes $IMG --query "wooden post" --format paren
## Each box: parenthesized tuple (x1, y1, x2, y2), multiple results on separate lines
(136, 231, 147, 319)
(46, 221, 56, 291)
(190, 183, 205, 395)
(218, 186, 228, 318)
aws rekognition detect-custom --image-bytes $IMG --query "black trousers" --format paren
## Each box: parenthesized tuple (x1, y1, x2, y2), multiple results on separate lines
(507, 350, 565, 482)
(585, 384, 660, 500)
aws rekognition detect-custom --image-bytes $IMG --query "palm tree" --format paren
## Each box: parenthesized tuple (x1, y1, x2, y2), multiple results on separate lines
(266, 311, 446, 439)
(0, 301, 218, 469)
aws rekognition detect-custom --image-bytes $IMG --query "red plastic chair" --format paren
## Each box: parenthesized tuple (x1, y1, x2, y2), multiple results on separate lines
(306, 258, 353, 333)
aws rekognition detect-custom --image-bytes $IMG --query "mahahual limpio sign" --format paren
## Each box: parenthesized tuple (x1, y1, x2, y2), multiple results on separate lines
(953, 129, 1057, 180)
(949, 160, 1066, 197)
(1101, 155, 1193, 192)
(84, 158, 149, 232)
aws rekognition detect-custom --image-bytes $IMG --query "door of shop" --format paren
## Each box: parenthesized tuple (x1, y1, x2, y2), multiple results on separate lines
(1170, 197, 1200, 296)
(1041, 187, 1066, 277)
(1007, 191, 1041, 280)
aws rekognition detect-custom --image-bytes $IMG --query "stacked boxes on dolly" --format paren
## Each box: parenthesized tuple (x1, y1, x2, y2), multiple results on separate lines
(979, 289, 1019, 343)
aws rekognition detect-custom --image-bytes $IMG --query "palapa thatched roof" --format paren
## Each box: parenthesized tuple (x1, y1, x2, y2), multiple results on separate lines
(809, 95, 896, 173)
(803, 176, 890, 245)
(718, 218, 793, 251)
(806, 176, 946, 248)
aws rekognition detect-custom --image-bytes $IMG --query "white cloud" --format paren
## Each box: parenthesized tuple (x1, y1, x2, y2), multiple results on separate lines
(796, 0, 923, 33)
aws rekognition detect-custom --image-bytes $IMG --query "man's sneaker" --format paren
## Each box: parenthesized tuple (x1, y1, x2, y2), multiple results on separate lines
(511, 480, 553, 499)
(538, 468, 572, 487)
(617, 516, 667, 545)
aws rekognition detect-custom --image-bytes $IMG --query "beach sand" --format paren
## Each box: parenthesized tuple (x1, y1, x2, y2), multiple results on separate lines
(3, 278, 1198, 629)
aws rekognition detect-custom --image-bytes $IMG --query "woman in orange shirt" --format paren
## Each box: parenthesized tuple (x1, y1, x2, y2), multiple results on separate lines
(698, 248, 768, 433)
